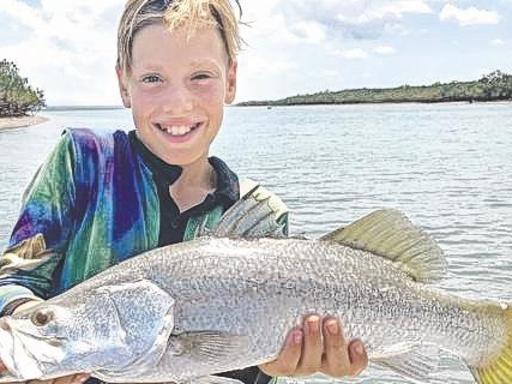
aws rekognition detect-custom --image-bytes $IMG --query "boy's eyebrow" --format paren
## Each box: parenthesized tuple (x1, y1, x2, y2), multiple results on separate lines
(189, 59, 223, 70)
(133, 64, 165, 72)
(133, 60, 222, 73)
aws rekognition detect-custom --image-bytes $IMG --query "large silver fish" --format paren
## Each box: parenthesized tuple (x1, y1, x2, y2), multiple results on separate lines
(0, 195, 510, 384)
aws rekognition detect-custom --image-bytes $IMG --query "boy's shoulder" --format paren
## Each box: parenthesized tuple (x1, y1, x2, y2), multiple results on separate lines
(59, 128, 134, 164)
(56, 128, 137, 181)
(63, 127, 129, 148)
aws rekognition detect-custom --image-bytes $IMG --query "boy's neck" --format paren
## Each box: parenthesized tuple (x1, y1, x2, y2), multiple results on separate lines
(177, 156, 216, 189)
(170, 156, 217, 212)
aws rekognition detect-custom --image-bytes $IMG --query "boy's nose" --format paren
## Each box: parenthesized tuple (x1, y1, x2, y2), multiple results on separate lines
(162, 86, 194, 114)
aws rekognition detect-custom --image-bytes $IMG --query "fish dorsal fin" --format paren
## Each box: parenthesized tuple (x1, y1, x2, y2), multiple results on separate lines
(321, 209, 447, 283)
(211, 179, 288, 239)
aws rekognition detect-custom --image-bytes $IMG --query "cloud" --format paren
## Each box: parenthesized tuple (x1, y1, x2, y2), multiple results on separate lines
(491, 38, 505, 46)
(335, 0, 432, 25)
(0, 0, 125, 105)
(332, 48, 369, 60)
(277, 0, 433, 40)
(373, 45, 396, 55)
(439, 4, 500, 26)
(289, 20, 327, 44)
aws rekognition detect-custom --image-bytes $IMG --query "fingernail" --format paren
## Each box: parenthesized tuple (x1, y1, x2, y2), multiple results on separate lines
(79, 375, 89, 383)
(326, 319, 338, 335)
(307, 315, 320, 333)
(354, 342, 364, 355)
(293, 331, 303, 345)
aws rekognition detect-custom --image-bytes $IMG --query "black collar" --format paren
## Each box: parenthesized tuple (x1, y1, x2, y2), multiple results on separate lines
(129, 131, 239, 210)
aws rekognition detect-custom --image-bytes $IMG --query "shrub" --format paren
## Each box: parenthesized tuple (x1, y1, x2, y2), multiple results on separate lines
(0, 59, 46, 117)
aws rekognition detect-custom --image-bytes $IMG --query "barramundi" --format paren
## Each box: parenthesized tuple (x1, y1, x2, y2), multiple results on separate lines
(0, 195, 510, 384)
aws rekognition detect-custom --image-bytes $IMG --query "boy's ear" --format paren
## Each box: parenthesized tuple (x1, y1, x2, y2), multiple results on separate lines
(224, 59, 238, 104)
(116, 65, 132, 109)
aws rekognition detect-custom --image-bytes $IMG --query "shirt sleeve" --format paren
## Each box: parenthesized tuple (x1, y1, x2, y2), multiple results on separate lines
(217, 366, 274, 384)
(0, 131, 78, 313)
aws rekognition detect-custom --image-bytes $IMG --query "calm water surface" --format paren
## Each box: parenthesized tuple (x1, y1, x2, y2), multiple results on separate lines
(0, 103, 511, 383)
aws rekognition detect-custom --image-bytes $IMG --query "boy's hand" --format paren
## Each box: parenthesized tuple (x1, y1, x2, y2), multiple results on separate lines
(259, 315, 368, 378)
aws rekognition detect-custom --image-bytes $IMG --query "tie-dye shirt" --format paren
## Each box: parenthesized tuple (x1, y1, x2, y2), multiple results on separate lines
(0, 128, 288, 313)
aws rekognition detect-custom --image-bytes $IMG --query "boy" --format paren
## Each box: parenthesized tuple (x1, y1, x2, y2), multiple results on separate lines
(0, 1, 367, 383)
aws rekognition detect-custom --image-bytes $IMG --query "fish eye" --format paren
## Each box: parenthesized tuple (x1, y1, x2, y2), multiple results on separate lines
(31, 309, 54, 327)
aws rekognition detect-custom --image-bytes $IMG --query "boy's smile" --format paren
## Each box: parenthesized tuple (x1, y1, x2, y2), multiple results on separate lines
(117, 23, 237, 166)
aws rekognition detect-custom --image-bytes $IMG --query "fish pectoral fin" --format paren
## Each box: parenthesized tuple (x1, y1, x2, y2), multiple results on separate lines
(320, 209, 447, 283)
(189, 375, 245, 384)
(372, 347, 439, 382)
(170, 331, 249, 365)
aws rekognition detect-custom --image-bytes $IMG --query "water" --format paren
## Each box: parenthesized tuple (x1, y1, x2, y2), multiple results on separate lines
(1, 103, 511, 383)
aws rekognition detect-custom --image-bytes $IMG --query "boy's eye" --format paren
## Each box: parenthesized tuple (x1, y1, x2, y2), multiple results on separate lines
(192, 73, 212, 81)
(142, 75, 162, 84)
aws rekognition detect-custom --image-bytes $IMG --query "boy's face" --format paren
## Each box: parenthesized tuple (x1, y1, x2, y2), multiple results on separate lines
(117, 23, 237, 166)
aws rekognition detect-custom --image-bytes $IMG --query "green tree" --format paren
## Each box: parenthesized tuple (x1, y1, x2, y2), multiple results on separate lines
(0, 59, 46, 117)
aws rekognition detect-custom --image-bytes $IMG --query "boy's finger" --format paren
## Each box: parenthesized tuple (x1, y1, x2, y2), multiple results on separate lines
(348, 339, 368, 377)
(260, 329, 302, 376)
(322, 317, 351, 377)
(297, 315, 323, 374)
(70, 374, 90, 384)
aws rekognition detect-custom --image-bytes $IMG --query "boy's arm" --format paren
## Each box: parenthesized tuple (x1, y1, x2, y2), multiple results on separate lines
(0, 132, 78, 315)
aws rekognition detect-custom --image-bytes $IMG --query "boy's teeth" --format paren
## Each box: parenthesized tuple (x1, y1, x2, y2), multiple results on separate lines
(160, 125, 194, 136)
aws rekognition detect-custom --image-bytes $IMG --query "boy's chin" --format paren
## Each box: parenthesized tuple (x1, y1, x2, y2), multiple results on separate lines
(155, 149, 207, 167)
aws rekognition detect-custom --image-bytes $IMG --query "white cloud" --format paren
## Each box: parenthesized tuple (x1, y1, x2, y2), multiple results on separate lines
(491, 38, 505, 46)
(278, 0, 432, 40)
(287, 21, 327, 44)
(373, 45, 396, 55)
(336, 0, 432, 25)
(333, 48, 369, 60)
(439, 4, 500, 26)
(0, 0, 125, 105)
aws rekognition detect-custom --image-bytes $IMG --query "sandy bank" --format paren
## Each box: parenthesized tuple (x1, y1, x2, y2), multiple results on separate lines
(0, 115, 49, 131)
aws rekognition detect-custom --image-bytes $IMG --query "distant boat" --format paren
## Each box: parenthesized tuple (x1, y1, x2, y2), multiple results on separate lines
(267, 106, 272, 110)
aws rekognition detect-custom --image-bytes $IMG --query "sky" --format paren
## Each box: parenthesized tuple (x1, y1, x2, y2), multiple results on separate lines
(0, 0, 510, 106)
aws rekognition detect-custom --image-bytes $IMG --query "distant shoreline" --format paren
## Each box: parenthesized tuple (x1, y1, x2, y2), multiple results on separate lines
(237, 99, 512, 107)
(0, 115, 49, 131)
(237, 71, 512, 107)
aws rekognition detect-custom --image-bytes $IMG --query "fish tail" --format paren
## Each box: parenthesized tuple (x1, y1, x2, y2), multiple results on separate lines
(470, 306, 512, 384)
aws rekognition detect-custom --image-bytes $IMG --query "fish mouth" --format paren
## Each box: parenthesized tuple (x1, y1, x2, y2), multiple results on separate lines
(0, 318, 43, 381)
(0, 318, 64, 381)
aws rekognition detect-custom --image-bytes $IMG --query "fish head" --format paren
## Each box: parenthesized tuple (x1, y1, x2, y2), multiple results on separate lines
(0, 280, 176, 382)
(0, 295, 134, 381)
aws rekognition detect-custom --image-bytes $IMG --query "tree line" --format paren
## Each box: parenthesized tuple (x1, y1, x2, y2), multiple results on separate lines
(238, 71, 512, 106)
(0, 59, 45, 118)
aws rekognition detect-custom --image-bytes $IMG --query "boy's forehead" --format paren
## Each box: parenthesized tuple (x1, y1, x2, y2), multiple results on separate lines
(131, 24, 228, 69)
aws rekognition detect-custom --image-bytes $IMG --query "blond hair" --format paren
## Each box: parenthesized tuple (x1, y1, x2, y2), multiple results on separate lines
(117, 0, 243, 73)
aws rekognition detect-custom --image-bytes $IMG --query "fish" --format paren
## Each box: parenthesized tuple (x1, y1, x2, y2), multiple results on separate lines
(0, 194, 510, 384)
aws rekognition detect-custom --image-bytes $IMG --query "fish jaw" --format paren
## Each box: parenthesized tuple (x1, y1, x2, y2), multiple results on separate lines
(0, 317, 46, 381)
(0, 279, 178, 382)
